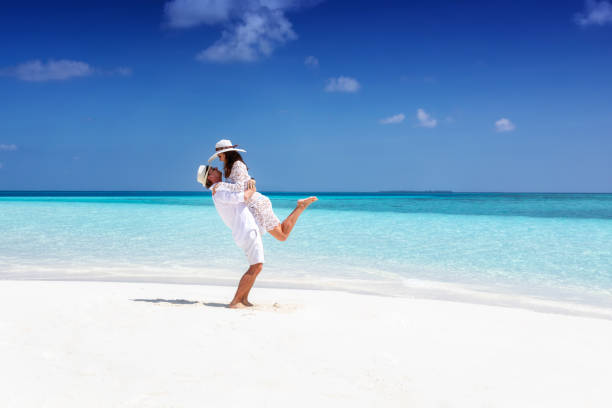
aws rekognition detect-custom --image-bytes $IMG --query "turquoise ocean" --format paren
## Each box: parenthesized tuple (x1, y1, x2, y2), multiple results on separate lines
(1, 192, 611, 310)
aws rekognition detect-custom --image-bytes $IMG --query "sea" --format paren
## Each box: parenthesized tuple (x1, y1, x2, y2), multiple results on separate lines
(1, 192, 611, 312)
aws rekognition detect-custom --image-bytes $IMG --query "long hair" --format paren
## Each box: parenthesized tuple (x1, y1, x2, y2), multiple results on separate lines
(223, 150, 247, 179)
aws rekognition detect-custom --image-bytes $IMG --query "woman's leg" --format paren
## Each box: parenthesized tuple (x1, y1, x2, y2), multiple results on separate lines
(268, 196, 317, 241)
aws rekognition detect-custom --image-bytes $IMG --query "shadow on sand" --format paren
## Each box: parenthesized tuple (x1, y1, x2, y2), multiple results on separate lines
(131, 299, 296, 313)
(131, 298, 228, 308)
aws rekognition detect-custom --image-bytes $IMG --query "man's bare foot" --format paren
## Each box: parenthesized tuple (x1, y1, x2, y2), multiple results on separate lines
(297, 196, 318, 209)
(241, 298, 254, 307)
(228, 302, 246, 309)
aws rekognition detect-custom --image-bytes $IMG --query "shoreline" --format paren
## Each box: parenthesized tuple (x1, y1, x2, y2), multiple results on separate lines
(3, 275, 612, 320)
(2, 279, 612, 407)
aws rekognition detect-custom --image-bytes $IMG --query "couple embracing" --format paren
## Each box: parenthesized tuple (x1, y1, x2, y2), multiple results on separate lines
(198, 139, 317, 308)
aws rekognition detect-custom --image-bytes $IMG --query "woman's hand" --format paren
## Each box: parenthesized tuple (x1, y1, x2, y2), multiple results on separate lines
(247, 178, 256, 190)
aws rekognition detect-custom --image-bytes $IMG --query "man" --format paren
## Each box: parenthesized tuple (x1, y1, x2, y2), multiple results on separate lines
(199, 165, 261, 308)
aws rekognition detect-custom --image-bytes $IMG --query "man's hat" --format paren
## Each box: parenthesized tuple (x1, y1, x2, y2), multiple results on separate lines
(197, 164, 211, 187)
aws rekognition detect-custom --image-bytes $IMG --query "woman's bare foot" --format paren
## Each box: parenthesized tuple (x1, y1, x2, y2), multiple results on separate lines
(241, 298, 254, 307)
(228, 301, 246, 309)
(297, 196, 318, 209)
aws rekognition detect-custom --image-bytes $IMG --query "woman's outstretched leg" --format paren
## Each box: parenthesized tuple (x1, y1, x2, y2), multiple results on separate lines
(268, 197, 317, 241)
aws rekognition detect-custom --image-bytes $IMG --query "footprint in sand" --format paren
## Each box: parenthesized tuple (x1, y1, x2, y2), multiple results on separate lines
(248, 302, 298, 313)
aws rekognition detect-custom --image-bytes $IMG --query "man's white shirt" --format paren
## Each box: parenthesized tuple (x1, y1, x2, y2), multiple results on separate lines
(210, 182, 264, 264)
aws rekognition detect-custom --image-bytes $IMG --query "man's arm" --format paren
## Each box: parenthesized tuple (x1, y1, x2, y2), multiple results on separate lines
(244, 183, 256, 201)
(212, 188, 245, 205)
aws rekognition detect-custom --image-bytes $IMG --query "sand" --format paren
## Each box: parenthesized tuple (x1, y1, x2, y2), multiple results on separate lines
(1, 280, 612, 408)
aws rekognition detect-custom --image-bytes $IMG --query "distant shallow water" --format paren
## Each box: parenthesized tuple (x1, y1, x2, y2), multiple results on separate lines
(1, 192, 611, 310)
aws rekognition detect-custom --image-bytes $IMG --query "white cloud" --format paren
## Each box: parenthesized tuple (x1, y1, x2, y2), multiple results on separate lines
(380, 113, 405, 125)
(324, 76, 360, 93)
(1, 60, 132, 82)
(495, 118, 516, 132)
(197, 9, 296, 62)
(304, 55, 319, 68)
(416, 108, 437, 128)
(0, 144, 17, 151)
(165, 0, 320, 62)
(575, 0, 612, 26)
(11, 60, 93, 81)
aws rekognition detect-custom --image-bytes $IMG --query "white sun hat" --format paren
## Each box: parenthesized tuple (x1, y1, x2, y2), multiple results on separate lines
(197, 164, 210, 187)
(207, 139, 246, 162)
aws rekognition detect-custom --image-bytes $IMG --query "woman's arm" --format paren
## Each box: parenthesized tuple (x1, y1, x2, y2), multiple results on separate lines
(212, 182, 256, 203)
(213, 180, 245, 193)
(220, 161, 253, 193)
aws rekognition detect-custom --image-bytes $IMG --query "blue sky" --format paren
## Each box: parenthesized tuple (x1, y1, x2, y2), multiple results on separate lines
(0, 0, 611, 192)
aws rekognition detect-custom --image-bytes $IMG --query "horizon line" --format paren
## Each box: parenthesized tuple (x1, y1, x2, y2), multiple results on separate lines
(1, 190, 611, 195)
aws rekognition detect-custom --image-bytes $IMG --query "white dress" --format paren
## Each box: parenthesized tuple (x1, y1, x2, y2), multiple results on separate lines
(217, 161, 280, 233)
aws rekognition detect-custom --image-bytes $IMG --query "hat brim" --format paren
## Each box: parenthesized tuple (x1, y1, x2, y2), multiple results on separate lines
(197, 165, 210, 187)
(208, 147, 246, 163)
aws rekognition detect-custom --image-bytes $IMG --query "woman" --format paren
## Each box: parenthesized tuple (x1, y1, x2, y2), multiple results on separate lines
(210, 139, 317, 241)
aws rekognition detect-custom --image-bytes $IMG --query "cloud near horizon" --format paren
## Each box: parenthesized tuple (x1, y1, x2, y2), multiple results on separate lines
(0, 60, 132, 82)
(495, 118, 516, 132)
(0, 144, 18, 151)
(575, 0, 612, 26)
(416, 108, 437, 128)
(324, 76, 360, 92)
(6, 60, 93, 81)
(380, 113, 405, 125)
(165, 0, 322, 63)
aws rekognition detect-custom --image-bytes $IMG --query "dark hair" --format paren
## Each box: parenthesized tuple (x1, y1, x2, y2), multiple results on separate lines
(205, 166, 214, 189)
(223, 150, 247, 179)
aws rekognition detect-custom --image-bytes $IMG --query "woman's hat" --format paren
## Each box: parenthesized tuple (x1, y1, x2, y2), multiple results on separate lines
(208, 139, 246, 162)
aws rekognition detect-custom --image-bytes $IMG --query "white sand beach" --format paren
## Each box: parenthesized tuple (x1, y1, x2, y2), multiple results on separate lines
(2, 279, 612, 408)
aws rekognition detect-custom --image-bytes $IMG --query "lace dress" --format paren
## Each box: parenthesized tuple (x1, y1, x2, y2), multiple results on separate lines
(217, 161, 280, 233)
